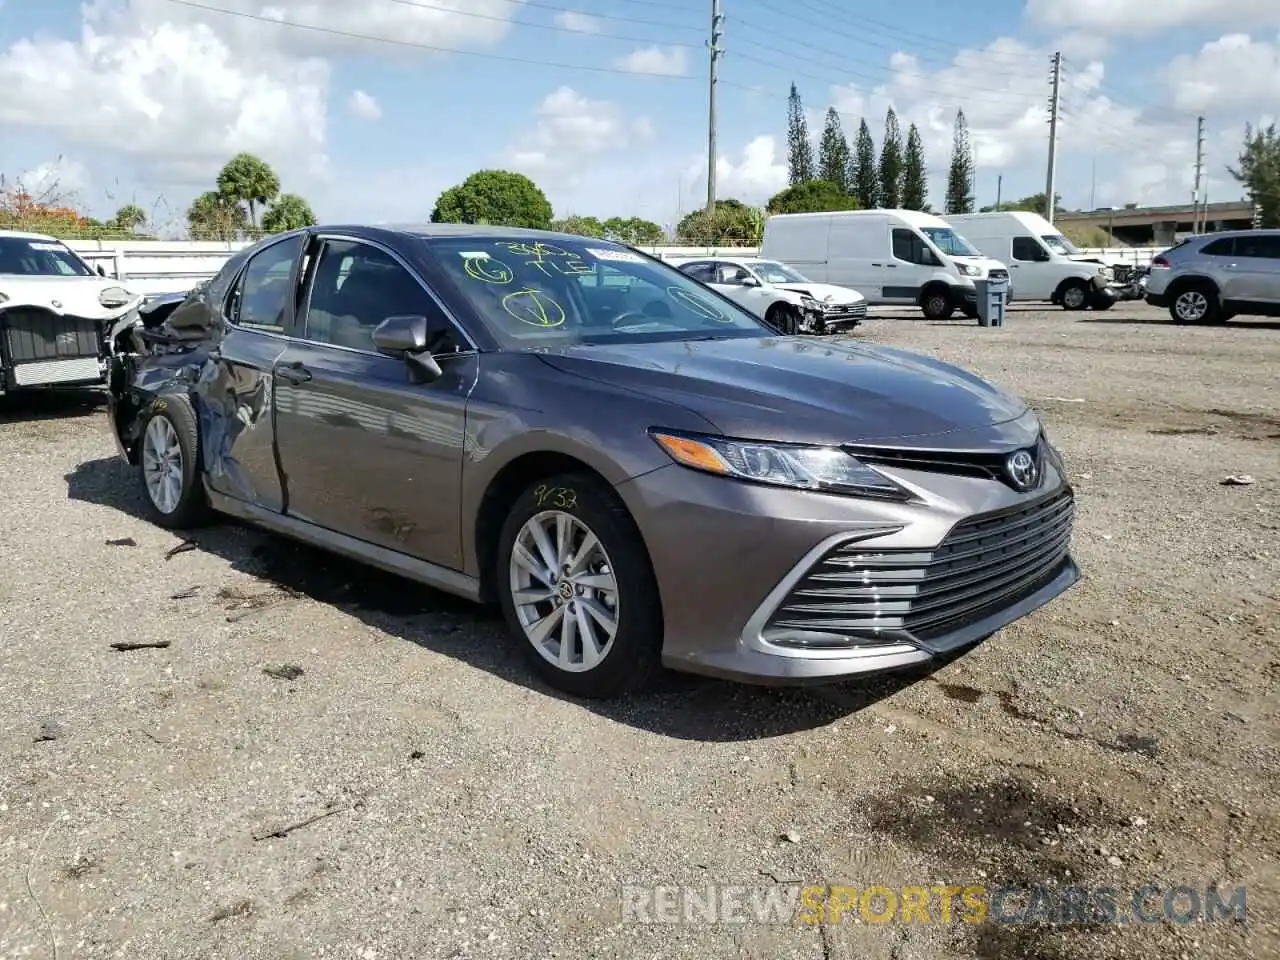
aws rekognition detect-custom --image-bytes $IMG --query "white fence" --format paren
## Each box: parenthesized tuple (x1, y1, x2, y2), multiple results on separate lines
(61, 238, 1167, 294)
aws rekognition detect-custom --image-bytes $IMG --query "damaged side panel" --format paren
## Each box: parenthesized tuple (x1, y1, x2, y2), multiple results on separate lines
(107, 256, 292, 515)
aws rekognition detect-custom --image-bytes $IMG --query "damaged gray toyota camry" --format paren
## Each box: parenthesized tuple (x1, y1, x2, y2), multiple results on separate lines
(105, 224, 1080, 699)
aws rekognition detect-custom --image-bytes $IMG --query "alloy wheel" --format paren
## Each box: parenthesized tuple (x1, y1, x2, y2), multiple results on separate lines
(1062, 285, 1086, 309)
(1175, 290, 1208, 322)
(508, 510, 620, 673)
(142, 416, 183, 514)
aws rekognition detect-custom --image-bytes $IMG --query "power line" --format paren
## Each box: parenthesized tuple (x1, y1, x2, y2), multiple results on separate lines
(377, 0, 701, 45)
(160, 0, 704, 77)
(388, 0, 703, 33)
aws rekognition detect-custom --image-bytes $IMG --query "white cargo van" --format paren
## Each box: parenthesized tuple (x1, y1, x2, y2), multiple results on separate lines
(759, 209, 1010, 320)
(942, 210, 1117, 310)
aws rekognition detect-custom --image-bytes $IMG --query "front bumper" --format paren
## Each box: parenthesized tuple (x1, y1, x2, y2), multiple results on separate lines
(616, 457, 1081, 685)
(0, 304, 114, 393)
(1145, 292, 1170, 308)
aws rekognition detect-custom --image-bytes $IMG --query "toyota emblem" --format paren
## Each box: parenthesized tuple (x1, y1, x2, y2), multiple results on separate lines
(1005, 450, 1039, 491)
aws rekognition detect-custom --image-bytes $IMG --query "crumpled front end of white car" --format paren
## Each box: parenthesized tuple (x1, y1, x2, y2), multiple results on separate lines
(0, 283, 143, 394)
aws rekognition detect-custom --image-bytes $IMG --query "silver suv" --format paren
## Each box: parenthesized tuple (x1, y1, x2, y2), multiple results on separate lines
(1144, 229, 1280, 324)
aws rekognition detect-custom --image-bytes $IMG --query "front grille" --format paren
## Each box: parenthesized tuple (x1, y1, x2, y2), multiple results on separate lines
(844, 436, 1047, 491)
(1, 307, 101, 364)
(988, 269, 1009, 281)
(763, 488, 1074, 648)
(825, 301, 867, 322)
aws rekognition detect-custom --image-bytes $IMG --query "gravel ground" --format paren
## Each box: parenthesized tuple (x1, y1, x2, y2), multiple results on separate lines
(1, 302, 1277, 960)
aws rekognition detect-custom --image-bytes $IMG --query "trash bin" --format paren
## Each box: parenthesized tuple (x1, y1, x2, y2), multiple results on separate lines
(974, 277, 1009, 327)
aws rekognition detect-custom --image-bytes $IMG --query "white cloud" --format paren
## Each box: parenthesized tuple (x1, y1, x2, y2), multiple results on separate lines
(505, 86, 654, 188)
(13, 158, 91, 204)
(614, 45, 688, 77)
(1024, 0, 1280, 36)
(347, 89, 382, 121)
(682, 136, 789, 207)
(1163, 34, 1280, 113)
(0, 0, 524, 208)
(553, 10, 602, 34)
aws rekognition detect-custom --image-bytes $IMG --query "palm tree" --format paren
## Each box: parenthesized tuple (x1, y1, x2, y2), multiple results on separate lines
(215, 153, 281, 229)
(262, 193, 318, 233)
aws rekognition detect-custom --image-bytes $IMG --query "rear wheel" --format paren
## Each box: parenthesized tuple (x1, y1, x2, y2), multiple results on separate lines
(921, 287, 954, 320)
(1170, 283, 1221, 324)
(496, 472, 663, 699)
(138, 395, 212, 529)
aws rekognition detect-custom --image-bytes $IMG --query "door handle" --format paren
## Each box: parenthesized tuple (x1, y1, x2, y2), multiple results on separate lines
(276, 361, 312, 385)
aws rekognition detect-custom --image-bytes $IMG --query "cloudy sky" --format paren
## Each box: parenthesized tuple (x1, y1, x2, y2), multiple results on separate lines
(1, 0, 1276, 233)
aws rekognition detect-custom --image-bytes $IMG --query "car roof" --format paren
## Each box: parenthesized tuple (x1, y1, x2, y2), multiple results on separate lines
(308, 222, 627, 245)
(0, 228, 61, 242)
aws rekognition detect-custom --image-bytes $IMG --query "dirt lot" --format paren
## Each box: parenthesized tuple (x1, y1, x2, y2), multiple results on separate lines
(1, 302, 1277, 960)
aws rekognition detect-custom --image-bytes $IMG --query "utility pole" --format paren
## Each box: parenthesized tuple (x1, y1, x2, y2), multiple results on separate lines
(996, 174, 1002, 210)
(1192, 116, 1205, 233)
(1045, 51, 1062, 224)
(705, 0, 723, 215)
(1090, 155, 1096, 210)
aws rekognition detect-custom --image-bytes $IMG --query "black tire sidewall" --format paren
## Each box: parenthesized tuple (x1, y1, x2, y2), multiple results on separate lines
(137, 395, 209, 529)
(495, 472, 662, 699)
(922, 290, 952, 320)
(1061, 281, 1089, 310)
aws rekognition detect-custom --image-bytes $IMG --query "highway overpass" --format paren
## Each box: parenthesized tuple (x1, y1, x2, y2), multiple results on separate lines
(1056, 200, 1254, 246)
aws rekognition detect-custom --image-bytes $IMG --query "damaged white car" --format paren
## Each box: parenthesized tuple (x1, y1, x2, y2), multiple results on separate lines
(0, 230, 144, 396)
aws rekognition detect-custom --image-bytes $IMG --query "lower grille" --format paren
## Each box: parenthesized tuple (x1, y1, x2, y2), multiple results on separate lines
(2, 307, 101, 363)
(988, 269, 1009, 282)
(763, 488, 1075, 648)
(824, 302, 867, 322)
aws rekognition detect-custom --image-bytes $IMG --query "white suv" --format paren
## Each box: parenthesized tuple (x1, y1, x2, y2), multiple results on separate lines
(1145, 230, 1280, 324)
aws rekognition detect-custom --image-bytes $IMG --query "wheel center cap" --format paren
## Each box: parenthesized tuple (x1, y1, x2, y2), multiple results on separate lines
(557, 580, 574, 600)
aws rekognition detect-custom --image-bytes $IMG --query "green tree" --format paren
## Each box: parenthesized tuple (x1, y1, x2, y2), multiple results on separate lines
(112, 203, 147, 233)
(901, 124, 928, 211)
(851, 118, 879, 209)
(676, 198, 763, 244)
(878, 107, 904, 208)
(980, 192, 1063, 214)
(215, 152, 281, 228)
(945, 109, 975, 214)
(603, 216, 664, 244)
(1227, 121, 1280, 228)
(552, 215, 605, 237)
(817, 108, 851, 193)
(262, 193, 317, 233)
(431, 169, 553, 229)
(186, 190, 247, 241)
(786, 83, 814, 185)
(766, 180, 859, 215)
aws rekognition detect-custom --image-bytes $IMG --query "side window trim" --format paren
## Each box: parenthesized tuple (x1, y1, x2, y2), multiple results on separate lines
(222, 233, 307, 336)
(296, 233, 480, 356)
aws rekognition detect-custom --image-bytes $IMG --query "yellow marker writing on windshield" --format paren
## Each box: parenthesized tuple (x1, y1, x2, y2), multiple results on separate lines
(502, 288, 566, 328)
(464, 256, 514, 284)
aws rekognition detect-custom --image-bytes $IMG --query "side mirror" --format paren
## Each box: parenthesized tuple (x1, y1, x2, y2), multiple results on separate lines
(96, 264, 107, 277)
(740, 275, 761, 287)
(372, 314, 442, 383)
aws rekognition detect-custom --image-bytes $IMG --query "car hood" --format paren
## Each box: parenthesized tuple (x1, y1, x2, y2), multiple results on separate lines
(771, 282, 864, 304)
(952, 254, 1009, 274)
(0, 274, 142, 319)
(537, 335, 1034, 447)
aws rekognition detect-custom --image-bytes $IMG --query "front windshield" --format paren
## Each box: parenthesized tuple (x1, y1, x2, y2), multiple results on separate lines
(426, 237, 772, 346)
(920, 227, 981, 258)
(1040, 233, 1080, 255)
(0, 236, 96, 277)
(746, 260, 808, 284)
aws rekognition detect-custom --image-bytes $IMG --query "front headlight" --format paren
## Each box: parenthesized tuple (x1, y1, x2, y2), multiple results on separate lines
(799, 295, 823, 314)
(649, 429, 909, 499)
(99, 286, 135, 308)
(956, 263, 980, 277)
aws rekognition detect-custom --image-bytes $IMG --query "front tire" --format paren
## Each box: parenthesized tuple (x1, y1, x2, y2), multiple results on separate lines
(765, 303, 799, 335)
(496, 472, 663, 699)
(1060, 280, 1090, 311)
(138, 395, 211, 529)
(921, 287, 954, 320)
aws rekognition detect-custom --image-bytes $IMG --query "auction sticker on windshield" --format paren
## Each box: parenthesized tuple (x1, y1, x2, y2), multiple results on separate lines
(585, 248, 645, 263)
(29, 242, 66, 251)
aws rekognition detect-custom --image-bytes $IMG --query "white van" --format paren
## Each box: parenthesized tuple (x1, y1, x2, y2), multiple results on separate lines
(942, 211, 1117, 310)
(759, 209, 1009, 320)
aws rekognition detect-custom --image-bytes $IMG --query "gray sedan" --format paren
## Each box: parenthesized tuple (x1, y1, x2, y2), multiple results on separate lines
(106, 224, 1079, 698)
